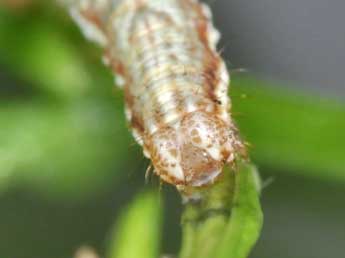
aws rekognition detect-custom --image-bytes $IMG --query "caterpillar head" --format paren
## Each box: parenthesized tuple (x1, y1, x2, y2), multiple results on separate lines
(146, 111, 241, 187)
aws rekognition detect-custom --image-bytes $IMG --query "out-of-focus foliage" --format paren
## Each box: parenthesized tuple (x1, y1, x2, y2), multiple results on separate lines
(0, 2, 91, 98)
(106, 191, 163, 258)
(232, 76, 345, 182)
(0, 4, 139, 198)
(1, 99, 134, 197)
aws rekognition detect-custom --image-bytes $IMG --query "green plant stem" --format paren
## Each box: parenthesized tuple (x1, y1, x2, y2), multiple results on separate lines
(215, 164, 263, 258)
(180, 163, 263, 258)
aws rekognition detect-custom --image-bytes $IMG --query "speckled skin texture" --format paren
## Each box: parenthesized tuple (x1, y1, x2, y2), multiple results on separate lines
(66, 0, 245, 188)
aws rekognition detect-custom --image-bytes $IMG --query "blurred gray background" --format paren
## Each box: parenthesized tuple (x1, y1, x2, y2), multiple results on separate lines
(212, 0, 345, 96)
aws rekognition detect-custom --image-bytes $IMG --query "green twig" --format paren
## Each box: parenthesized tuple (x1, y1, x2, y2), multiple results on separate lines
(215, 163, 263, 258)
(180, 163, 263, 258)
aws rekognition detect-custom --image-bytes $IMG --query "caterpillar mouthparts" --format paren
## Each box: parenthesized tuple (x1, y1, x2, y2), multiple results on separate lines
(65, 0, 246, 189)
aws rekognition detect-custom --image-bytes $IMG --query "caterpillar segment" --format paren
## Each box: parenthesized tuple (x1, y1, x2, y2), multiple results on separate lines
(65, 0, 245, 188)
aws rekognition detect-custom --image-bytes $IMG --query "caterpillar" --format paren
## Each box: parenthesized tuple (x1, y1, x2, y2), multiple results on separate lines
(62, 0, 245, 190)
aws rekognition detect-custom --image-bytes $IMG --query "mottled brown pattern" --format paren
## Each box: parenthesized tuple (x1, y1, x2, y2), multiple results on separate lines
(80, 9, 104, 33)
(67, 0, 245, 189)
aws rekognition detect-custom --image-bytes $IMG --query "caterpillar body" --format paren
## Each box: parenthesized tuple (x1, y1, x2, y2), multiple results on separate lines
(64, 0, 245, 189)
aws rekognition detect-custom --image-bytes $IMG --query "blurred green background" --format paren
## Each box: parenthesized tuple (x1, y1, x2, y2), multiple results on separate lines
(0, 1, 344, 258)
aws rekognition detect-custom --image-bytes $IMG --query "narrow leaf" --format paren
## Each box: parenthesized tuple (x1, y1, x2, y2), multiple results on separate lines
(107, 191, 163, 258)
(233, 76, 345, 181)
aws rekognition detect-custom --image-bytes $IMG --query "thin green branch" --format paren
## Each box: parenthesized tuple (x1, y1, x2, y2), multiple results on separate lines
(215, 163, 263, 258)
(180, 163, 263, 258)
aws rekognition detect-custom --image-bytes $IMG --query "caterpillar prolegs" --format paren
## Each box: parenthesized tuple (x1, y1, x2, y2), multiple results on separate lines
(63, 0, 245, 189)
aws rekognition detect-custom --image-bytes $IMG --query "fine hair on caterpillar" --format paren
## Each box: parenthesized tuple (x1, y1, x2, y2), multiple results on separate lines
(64, 0, 246, 191)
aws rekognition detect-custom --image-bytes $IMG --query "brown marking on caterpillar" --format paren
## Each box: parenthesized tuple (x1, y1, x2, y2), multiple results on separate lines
(79, 9, 104, 34)
(203, 55, 221, 101)
(192, 1, 210, 46)
(67, 0, 246, 190)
